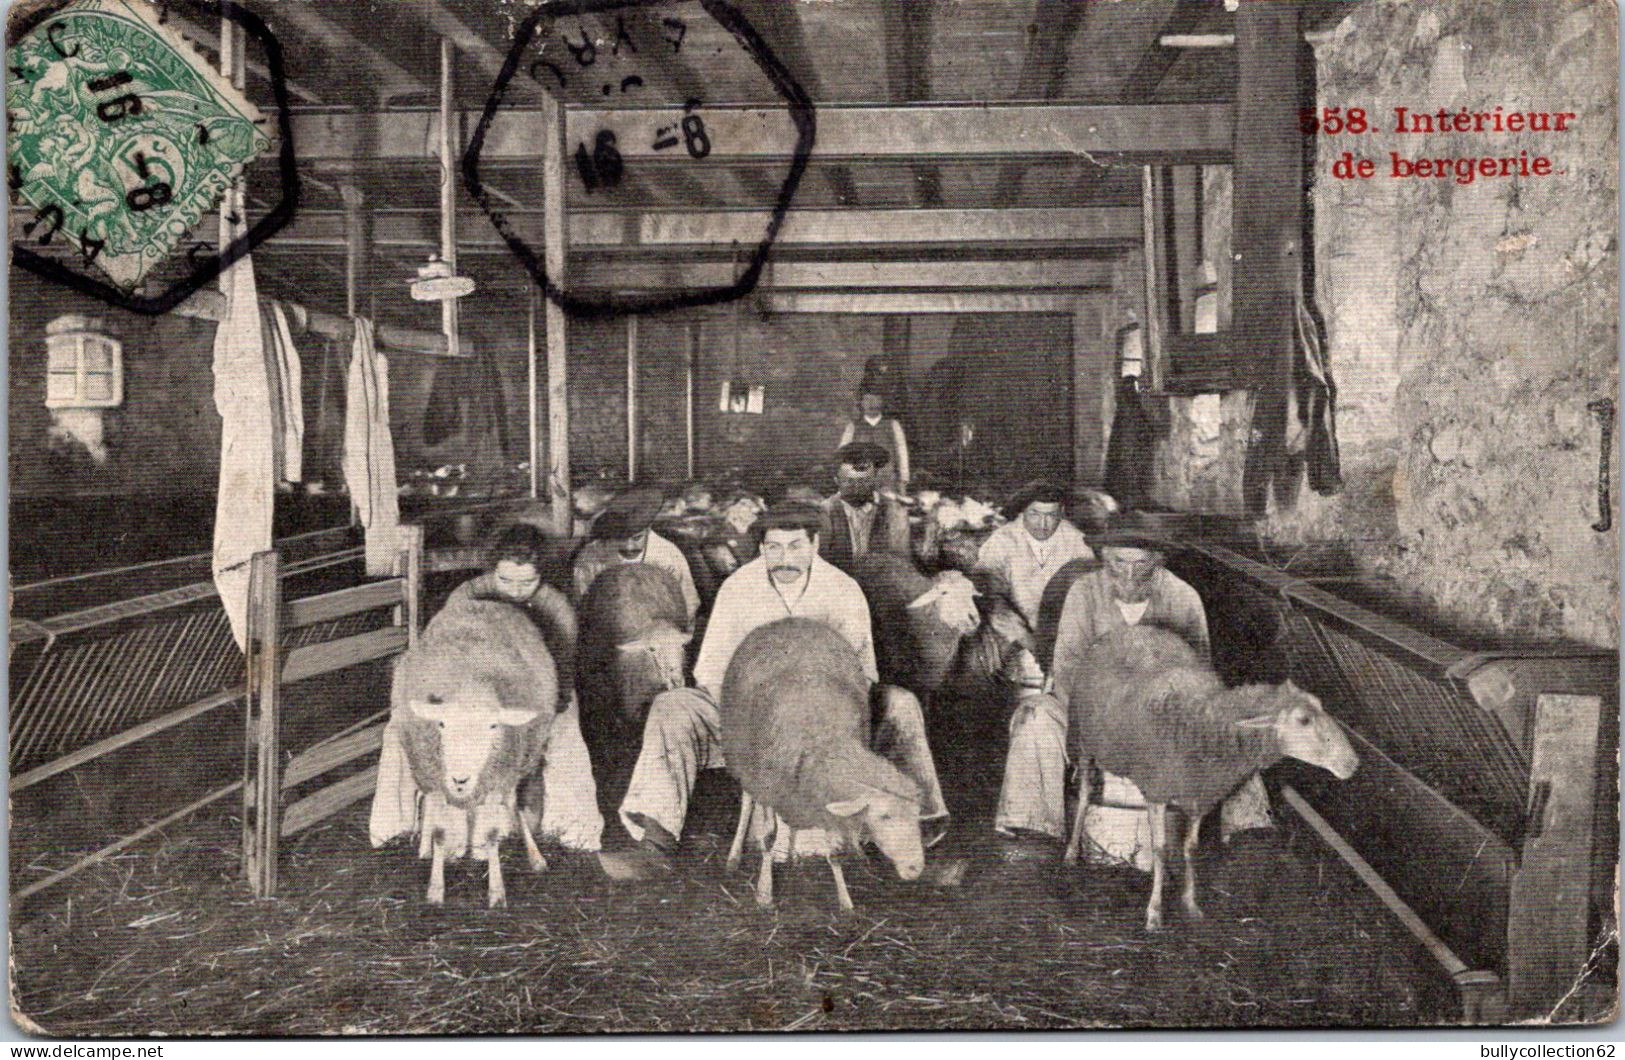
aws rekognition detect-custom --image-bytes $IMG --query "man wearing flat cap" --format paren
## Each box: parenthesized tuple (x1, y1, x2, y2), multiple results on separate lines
(995, 511, 1270, 859)
(573, 486, 701, 623)
(974, 480, 1095, 630)
(820, 441, 912, 574)
(600, 501, 960, 885)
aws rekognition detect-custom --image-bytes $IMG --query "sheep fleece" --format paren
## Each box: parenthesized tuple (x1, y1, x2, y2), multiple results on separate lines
(1068, 625, 1276, 810)
(393, 599, 556, 809)
(720, 617, 919, 836)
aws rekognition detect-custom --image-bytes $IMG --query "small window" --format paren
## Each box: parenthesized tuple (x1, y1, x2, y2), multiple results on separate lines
(44, 317, 122, 410)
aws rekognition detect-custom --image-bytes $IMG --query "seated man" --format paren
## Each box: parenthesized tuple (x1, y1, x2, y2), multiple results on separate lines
(371, 524, 603, 852)
(599, 502, 961, 883)
(994, 512, 1270, 857)
(974, 481, 1095, 631)
(819, 442, 912, 574)
(573, 486, 701, 624)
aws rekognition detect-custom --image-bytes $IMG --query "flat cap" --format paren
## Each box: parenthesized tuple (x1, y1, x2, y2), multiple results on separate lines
(751, 501, 828, 541)
(835, 441, 891, 470)
(591, 486, 665, 540)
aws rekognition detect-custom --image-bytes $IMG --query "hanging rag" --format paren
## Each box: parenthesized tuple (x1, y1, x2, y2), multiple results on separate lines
(1103, 374, 1162, 508)
(265, 302, 304, 483)
(211, 247, 275, 652)
(1243, 268, 1343, 512)
(343, 317, 401, 575)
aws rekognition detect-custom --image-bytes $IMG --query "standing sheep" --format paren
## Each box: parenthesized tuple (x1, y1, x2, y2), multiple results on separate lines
(576, 563, 692, 741)
(848, 553, 1034, 704)
(720, 617, 925, 911)
(1064, 625, 1359, 931)
(392, 599, 557, 907)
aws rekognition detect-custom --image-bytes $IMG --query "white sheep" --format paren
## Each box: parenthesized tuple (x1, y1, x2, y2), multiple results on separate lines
(392, 599, 557, 907)
(1063, 625, 1360, 931)
(719, 617, 925, 911)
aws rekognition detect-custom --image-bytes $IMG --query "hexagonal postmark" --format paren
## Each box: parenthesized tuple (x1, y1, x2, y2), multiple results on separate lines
(7, 0, 272, 291)
(463, 0, 816, 320)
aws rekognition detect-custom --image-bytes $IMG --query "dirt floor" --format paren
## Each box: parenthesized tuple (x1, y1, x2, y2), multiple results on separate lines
(16, 689, 1554, 1036)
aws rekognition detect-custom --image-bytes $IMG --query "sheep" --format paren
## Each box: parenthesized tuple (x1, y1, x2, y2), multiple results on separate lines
(848, 553, 1035, 704)
(392, 599, 557, 907)
(719, 617, 925, 911)
(576, 563, 691, 742)
(1062, 625, 1360, 931)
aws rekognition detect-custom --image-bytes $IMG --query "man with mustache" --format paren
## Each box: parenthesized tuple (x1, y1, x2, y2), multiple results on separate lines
(819, 441, 912, 574)
(994, 511, 1271, 860)
(600, 502, 959, 883)
(572, 486, 700, 624)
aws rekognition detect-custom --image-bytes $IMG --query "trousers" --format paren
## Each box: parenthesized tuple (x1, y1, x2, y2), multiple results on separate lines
(618, 685, 949, 848)
(994, 691, 1273, 851)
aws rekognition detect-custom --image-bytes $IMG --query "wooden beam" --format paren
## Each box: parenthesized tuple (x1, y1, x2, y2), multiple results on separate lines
(1122, 0, 1214, 103)
(995, 0, 1089, 208)
(274, 4, 423, 102)
(542, 90, 572, 536)
(570, 257, 1115, 291)
(880, 0, 942, 207)
(173, 289, 467, 359)
(1234, 0, 1305, 514)
(256, 206, 1143, 252)
(728, 0, 861, 205)
(291, 103, 1235, 163)
(626, 315, 639, 482)
(758, 292, 1083, 315)
(164, 13, 322, 103)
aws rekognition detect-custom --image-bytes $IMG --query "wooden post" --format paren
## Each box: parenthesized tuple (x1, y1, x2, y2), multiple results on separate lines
(1507, 693, 1603, 1018)
(541, 90, 571, 535)
(242, 549, 282, 898)
(1072, 298, 1107, 485)
(527, 288, 540, 500)
(684, 320, 697, 479)
(1234, 0, 1305, 514)
(626, 314, 639, 483)
(438, 40, 461, 361)
(1139, 166, 1167, 392)
(394, 524, 424, 646)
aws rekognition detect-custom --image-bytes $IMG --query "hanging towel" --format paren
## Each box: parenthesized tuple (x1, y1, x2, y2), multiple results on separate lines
(266, 301, 304, 483)
(211, 247, 275, 652)
(343, 317, 401, 575)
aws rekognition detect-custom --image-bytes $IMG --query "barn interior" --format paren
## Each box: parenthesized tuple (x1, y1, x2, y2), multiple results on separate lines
(8, 0, 1619, 1034)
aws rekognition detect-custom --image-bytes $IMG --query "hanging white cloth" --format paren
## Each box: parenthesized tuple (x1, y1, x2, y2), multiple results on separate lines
(266, 302, 304, 483)
(343, 317, 400, 575)
(211, 245, 275, 652)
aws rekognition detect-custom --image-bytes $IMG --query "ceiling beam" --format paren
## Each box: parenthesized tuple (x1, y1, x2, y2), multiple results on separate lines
(1122, 0, 1215, 103)
(995, 0, 1090, 208)
(569, 258, 1115, 291)
(274, 4, 423, 103)
(293, 103, 1233, 163)
(17, 206, 1141, 259)
(881, 0, 942, 207)
(163, 13, 323, 103)
(728, 0, 861, 206)
(757, 292, 1086, 314)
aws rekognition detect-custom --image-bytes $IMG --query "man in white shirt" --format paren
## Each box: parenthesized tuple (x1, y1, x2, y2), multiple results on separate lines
(599, 503, 957, 882)
(573, 486, 701, 624)
(974, 481, 1095, 629)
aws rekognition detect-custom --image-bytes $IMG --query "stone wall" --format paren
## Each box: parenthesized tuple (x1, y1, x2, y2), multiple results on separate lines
(1148, 0, 1619, 648)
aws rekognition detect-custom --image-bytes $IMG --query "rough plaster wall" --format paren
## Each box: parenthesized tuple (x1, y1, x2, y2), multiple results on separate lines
(1149, 0, 1619, 648)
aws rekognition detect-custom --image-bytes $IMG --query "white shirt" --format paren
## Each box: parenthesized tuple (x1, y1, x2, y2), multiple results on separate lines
(974, 519, 1095, 627)
(1115, 599, 1151, 625)
(692, 554, 877, 699)
(572, 530, 701, 622)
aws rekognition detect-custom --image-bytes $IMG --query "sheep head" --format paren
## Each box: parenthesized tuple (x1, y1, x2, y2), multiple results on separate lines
(409, 691, 540, 801)
(906, 570, 981, 638)
(825, 783, 924, 881)
(1235, 681, 1360, 780)
(613, 624, 691, 721)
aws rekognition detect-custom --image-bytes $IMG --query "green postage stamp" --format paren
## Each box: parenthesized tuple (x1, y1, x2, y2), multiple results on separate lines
(6, 0, 272, 288)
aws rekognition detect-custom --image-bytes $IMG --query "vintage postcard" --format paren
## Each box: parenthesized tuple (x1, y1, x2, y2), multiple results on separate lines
(6, 0, 1619, 1037)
